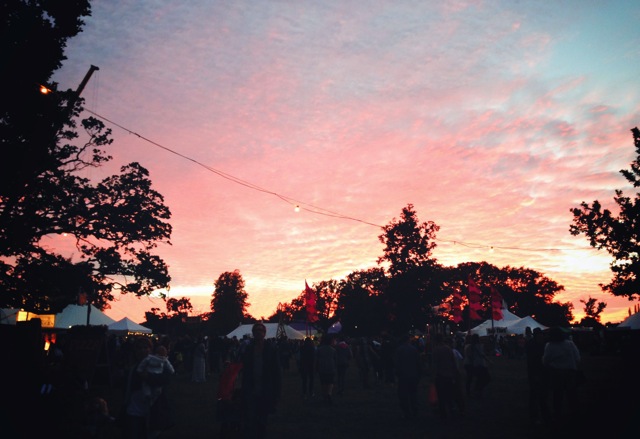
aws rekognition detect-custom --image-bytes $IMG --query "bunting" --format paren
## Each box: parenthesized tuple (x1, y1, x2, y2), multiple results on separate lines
(304, 280, 319, 322)
(490, 286, 504, 321)
(468, 277, 483, 320)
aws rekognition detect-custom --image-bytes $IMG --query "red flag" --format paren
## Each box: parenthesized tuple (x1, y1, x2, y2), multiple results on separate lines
(452, 291, 463, 323)
(77, 290, 87, 306)
(490, 286, 504, 321)
(468, 277, 483, 320)
(305, 281, 318, 322)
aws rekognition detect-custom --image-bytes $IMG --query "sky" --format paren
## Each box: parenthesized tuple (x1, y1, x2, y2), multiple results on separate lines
(51, 0, 640, 325)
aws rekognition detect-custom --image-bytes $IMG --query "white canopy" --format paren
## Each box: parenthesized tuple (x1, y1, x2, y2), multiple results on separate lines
(54, 304, 116, 329)
(617, 313, 640, 329)
(468, 308, 546, 336)
(506, 316, 548, 334)
(226, 323, 306, 340)
(108, 317, 152, 334)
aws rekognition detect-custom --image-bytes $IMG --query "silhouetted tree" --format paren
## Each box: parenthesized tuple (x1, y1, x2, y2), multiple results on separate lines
(210, 270, 249, 333)
(443, 262, 573, 328)
(578, 296, 607, 328)
(167, 297, 193, 318)
(336, 268, 388, 335)
(570, 127, 640, 301)
(0, 1, 172, 314)
(378, 204, 443, 335)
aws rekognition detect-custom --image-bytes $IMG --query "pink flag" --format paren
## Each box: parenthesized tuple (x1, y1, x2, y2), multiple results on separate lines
(452, 291, 463, 323)
(305, 281, 319, 322)
(468, 277, 483, 320)
(490, 286, 504, 321)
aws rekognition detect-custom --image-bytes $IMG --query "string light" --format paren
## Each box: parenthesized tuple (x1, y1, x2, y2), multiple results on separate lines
(82, 108, 589, 254)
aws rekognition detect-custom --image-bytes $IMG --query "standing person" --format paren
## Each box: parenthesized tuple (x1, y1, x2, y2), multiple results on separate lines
(353, 337, 372, 389)
(526, 327, 549, 426)
(466, 334, 491, 398)
(315, 333, 338, 406)
(136, 345, 175, 404)
(299, 337, 316, 399)
(192, 336, 208, 383)
(431, 334, 459, 419)
(335, 337, 352, 396)
(240, 322, 282, 438)
(380, 334, 396, 384)
(448, 336, 466, 416)
(121, 337, 173, 439)
(462, 334, 475, 397)
(542, 326, 581, 425)
(394, 334, 421, 420)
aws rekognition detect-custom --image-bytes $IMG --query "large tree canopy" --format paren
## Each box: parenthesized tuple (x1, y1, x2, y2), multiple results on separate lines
(0, 1, 172, 313)
(570, 127, 640, 301)
(210, 270, 249, 334)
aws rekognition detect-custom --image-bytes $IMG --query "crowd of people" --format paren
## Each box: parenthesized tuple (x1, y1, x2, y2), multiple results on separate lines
(37, 323, 589, 438)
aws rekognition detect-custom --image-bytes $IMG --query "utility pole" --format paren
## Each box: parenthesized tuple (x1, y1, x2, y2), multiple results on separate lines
(75, 64, 99, 98)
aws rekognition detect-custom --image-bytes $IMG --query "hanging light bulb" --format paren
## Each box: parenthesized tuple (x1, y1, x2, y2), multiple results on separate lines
(489, 246, 495, 253)
(294, 205, 300, 212)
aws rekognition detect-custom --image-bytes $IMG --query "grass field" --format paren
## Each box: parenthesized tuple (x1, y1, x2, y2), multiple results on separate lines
(81, 347, 638, 439)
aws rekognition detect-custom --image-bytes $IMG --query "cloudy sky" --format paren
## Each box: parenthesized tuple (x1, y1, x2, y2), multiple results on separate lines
(52, 0, 640, 324)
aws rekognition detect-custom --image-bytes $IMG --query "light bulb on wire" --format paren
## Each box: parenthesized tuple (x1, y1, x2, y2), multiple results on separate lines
(294, 205, 300, 212)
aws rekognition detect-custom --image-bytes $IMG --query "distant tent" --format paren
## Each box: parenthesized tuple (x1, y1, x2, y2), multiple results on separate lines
(288, 321, 319, 336)
(507, 316, 548, 335)
(54, 304, 116, 329)
(108, 317, 152, 335)
(468, 307, 522, 335)
(617, 312, 640, 330)
(226, 323, 306, 340)
(468, 307, 547, 336)
(0, 308, 19, 325)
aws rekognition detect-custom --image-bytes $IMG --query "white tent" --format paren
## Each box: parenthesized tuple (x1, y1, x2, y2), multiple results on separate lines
(108, 317, 152, 334)
(468, 308, 546, 336)
(617, 313, 640, 329)
(507, 316, 548, 335)
(468, 307, 522, 335)
(226, 323, 306, 340)
(54, 304, 116, 329)
(0, 308, 19, 325)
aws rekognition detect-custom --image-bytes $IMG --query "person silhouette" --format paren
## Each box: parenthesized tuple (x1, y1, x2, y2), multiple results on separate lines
(394, 334, 421, 419)
(240, 322, 282, 438)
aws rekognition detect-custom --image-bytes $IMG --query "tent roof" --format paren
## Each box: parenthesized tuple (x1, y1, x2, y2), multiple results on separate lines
(0, 308, 19, 325)
(108, 317, 152, 334)
(226, 323, 307, 340)
(618, 313, 640, 329)
(54, 304, 116, 329)
(507, 316, 548, 334)
(468, 309, 547, 336)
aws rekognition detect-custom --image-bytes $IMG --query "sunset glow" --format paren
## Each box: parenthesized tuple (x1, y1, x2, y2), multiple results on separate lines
(52, 1, 640, 324)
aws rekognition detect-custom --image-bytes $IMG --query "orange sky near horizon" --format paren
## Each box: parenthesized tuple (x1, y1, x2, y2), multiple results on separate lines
(49, 1, 640, 326)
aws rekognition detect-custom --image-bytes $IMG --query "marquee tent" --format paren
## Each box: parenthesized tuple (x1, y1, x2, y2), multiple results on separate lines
(108, 317, 152, 335)
(0, 308, 19, 325)
(54, 304, 116, 329)
(226, 323, 306, 340)
(468, 308, 546, 336)
(506, 316, 548, 334)
(617, 312, 640, 330)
